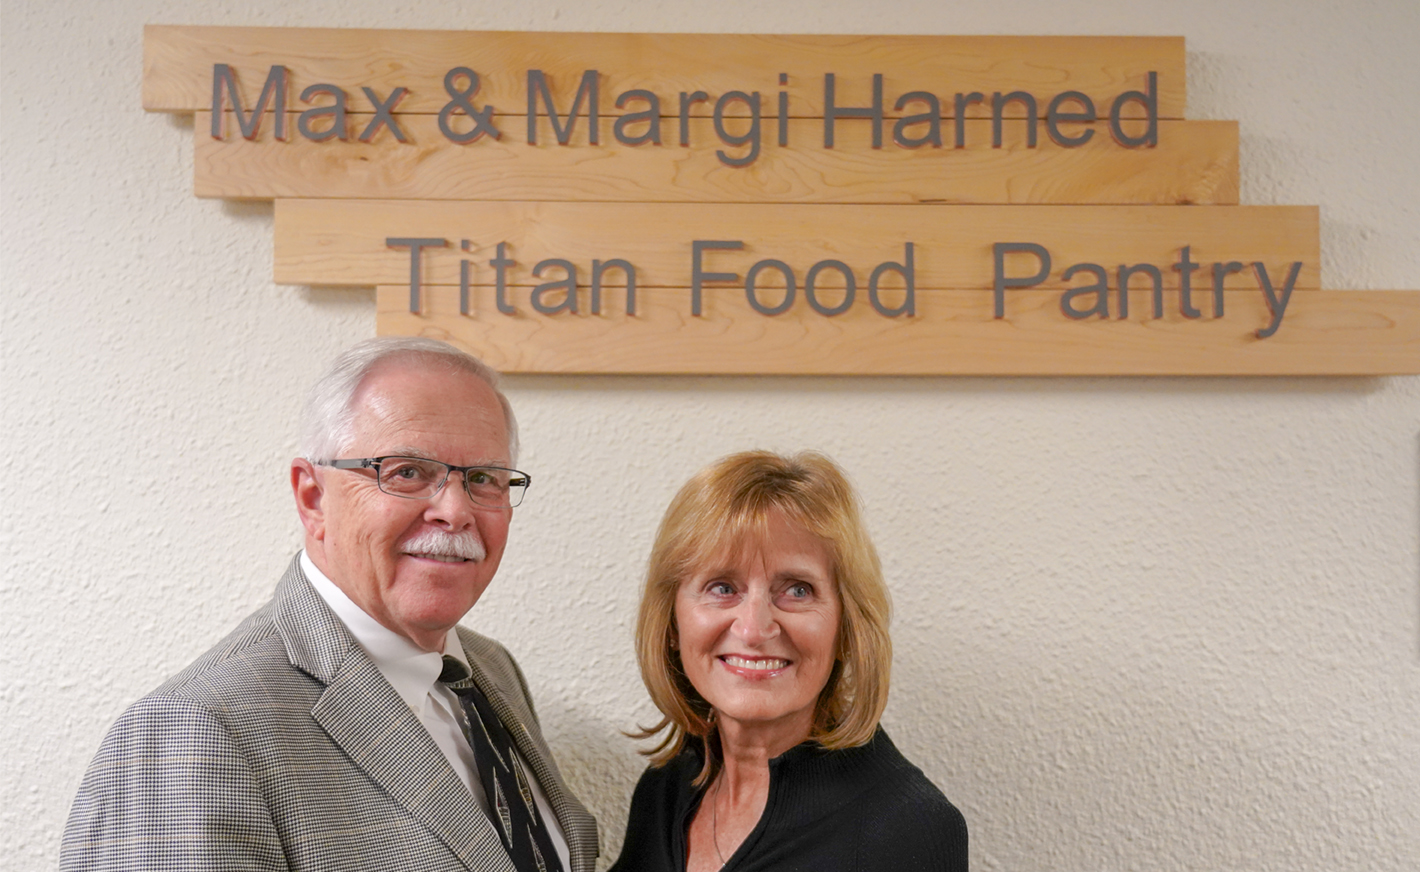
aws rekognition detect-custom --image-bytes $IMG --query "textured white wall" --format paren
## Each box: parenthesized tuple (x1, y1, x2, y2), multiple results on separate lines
(3, 1, 1417, 869)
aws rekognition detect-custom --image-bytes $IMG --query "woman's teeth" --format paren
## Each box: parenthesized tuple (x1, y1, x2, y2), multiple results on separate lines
(722, 656, 788, 670)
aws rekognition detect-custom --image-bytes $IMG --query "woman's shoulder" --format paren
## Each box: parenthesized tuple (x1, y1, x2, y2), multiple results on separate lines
(624, 744, 707, 826)
(845, 731, 969, 868)
(856, 763, 968, 836)
(629, 744, 702, 794)
(610, 748, 703, 872)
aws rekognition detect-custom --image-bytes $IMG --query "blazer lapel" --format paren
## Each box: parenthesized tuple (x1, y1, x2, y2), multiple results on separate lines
(272, 559, 516, 872)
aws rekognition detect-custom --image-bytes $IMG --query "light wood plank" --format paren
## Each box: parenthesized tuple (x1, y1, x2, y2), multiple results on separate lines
(275, 200, 1317, 290)
(374, 286, 1420, 376)
(146, 27, 1183, 119)
(195, 114, 1236, 205)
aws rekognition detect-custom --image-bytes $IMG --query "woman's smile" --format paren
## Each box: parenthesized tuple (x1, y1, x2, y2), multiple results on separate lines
(719, 654, 790, 673)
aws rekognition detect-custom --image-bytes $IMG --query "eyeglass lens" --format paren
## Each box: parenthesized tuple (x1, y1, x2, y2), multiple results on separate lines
(376, 458, 526, 507)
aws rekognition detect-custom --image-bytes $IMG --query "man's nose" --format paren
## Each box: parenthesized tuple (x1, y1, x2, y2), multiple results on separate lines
(732, 590, 780, 646)
(425, 474, 480, 526)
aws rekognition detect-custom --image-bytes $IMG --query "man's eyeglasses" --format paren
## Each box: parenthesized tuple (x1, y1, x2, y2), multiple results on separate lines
(318, 457, 531, 508)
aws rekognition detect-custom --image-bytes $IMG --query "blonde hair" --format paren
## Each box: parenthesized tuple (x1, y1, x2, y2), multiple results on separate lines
(634, 450, 892, 783)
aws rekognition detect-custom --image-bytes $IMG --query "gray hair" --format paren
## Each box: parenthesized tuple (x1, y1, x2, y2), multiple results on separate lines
(300, 337, 519, 465)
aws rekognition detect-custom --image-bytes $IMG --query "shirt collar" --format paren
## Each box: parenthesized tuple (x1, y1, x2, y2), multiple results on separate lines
(301, 550, 469, 711)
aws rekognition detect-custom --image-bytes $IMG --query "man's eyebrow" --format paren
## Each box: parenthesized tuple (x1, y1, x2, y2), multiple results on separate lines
(383, 448, 510, 466)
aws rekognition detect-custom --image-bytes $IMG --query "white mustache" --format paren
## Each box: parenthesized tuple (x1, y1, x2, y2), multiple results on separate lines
(400, 528, 486, 562)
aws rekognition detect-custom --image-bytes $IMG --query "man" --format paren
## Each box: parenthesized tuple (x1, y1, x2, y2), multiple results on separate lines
(61, 338, 597, 871)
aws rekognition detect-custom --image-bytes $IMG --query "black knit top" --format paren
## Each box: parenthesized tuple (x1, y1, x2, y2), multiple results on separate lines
(609, 729, 968, 872)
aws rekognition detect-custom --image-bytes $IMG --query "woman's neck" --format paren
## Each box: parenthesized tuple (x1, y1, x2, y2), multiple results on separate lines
(684, 717, 812, 872)
(713, 713, 807, 795)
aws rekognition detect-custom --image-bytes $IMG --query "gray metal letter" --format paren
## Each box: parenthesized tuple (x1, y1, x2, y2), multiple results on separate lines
(1174, 245, 1202, 318)
(713, 91, 762, 167)
(386, 237, 448, 313)
(591, 259, 637, 315)
(211, 64, 288, 141)
(613, 90, 662, 146)
(992, 91, 1038, 148)
(678, 91, 709, 147)
(1117, 263, 1164, 319)
(1253, 261, 1303, 338)
(804, 260, 856, 316)
(527, 69, 600, 145)
(993, 242, 1051, 318)
(1211, 260, 1245, 318)
(824, 73, 883, 148)
(1060, 263, 1109, 319)
(893, 92, 943, 148)
(359, 86, 411, 143)
(490, 242, 517, 314)
(745, 260, 797, 315)
(459, 239, 474, 316)
(691, 240, 744, 316)
(954, 92, 985, 148)
(297, 84, 348, 142)
(1045, 91, 1096, 147)
(530, 259, 579, 314)
(1109, 71, 1158, 148)
(869, 243, 915, 317)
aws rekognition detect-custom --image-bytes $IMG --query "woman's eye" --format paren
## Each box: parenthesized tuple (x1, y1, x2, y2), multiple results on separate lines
(785, 583, 812, 599)
(707, 581, 736, 597)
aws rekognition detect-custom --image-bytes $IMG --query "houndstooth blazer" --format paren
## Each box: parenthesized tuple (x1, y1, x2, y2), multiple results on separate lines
(60, 556, 598, 871)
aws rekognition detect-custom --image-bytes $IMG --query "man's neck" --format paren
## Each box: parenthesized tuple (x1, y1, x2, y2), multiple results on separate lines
(301, 545, 448, 653)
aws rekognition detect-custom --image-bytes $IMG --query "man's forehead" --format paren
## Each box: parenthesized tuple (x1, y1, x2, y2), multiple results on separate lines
(346, 364, 508, 459)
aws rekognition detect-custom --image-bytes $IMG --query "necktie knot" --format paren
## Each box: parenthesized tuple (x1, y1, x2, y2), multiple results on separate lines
(439, 654, 471, 685)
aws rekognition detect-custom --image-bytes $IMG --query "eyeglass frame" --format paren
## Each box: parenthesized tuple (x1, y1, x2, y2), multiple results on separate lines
(316, 456, 532, 508)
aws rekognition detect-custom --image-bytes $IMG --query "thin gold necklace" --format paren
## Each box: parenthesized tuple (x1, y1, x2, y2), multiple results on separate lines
(711, 774, 728, 867)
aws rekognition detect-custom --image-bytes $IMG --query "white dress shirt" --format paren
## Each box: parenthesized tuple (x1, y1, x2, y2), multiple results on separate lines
(302, 551, 570, 870)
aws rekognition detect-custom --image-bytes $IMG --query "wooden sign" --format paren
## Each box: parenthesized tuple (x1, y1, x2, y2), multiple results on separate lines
(142, 26, 1420, 375)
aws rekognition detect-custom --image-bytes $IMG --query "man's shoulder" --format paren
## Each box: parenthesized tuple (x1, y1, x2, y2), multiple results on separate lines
(145, 595, 302, 707)
(455, 626, 525, 684)
(454, 625, 546, 722)
(456, 624, 516, 665)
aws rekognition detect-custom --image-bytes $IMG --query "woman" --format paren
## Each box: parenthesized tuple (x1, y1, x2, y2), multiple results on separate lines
(611, 451, 967, 872)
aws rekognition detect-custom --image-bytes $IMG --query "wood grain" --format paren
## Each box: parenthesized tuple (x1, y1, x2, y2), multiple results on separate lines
(373, 286, 1420, 375)
(274, 200, 1317, 290)
(195, 113, 1236, 205)
(146, 27, 1184, 119)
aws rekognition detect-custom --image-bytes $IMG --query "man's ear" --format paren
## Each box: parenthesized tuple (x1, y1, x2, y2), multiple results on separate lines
(291, 459, 326, 541)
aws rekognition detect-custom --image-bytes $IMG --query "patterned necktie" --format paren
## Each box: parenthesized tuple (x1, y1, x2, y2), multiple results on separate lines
(439, 656, 565, 872)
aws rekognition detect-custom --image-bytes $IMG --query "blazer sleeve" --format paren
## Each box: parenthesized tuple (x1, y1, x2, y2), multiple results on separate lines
(60, 694, 289, 872)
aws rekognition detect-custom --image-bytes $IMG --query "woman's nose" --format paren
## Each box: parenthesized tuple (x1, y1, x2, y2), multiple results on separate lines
(732, 591, 780, 645)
